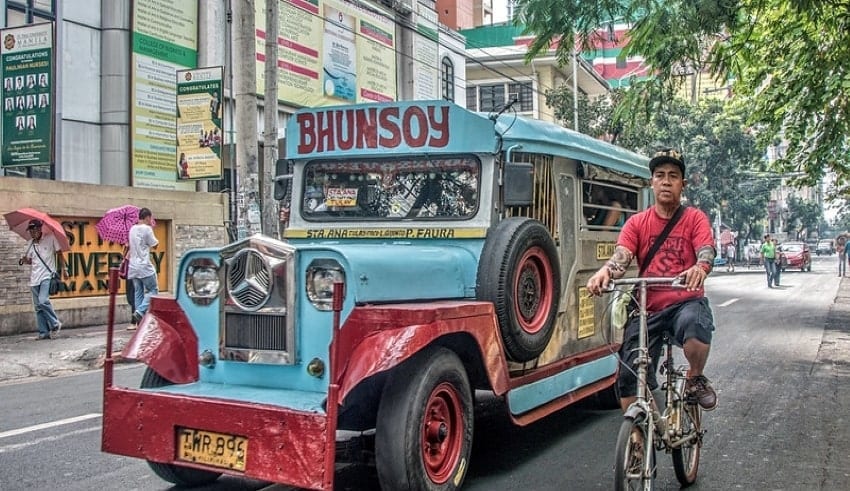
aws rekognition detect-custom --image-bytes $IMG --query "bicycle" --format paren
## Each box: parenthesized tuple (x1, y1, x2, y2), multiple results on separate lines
(606, 277, 705, 490)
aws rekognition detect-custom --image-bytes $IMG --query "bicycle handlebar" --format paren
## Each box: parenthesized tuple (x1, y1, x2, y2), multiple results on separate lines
(603, 276, 684, 292)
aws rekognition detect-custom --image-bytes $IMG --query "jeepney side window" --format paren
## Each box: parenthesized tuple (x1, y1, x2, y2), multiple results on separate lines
(302, 157, 480, 221)
(582, 180, 638, 231)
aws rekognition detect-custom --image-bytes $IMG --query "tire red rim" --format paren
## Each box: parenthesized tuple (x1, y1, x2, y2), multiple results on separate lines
(513, 245, 554, 334)
(420, 382, 464, 484)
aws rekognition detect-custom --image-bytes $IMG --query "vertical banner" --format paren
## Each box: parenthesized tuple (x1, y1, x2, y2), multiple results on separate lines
(411, 3, 439, 100)
(255, 0, 397, 107)
(0, 22, 53, 168)
(176, 66, 223, 180)
(131, 0, 198, 190)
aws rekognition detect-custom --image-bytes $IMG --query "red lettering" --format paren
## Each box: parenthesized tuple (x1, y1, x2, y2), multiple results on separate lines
(316, 112, 335, 152)
(296, 113, 316, 154)
(403, 106, 428, 147)
(428, 105, 450, 147)
(378, 107, 401, 148)
(336, 110, 355, 151)
(355, 108, 378, 148)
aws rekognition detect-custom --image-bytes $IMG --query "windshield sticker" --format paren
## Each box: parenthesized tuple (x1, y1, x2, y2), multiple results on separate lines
(325, 187, 358, 207)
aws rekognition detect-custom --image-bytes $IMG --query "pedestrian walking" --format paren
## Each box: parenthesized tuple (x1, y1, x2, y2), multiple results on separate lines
(837, 234, 848, 277)
(760, 234, 778, 288)
(18, 219, 64, 340)
(127, 208, 159, 328)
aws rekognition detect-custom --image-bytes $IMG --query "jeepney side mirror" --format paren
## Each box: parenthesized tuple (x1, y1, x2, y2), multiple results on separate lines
(503, 161, 534, 207)
(273, 159, 293, 201)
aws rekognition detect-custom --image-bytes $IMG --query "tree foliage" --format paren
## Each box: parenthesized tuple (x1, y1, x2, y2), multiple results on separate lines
(784, 194, 823, 239)
(515, 0, 850, 197)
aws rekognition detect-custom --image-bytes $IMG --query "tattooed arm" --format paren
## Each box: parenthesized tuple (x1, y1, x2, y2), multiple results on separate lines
(681, 245, 716, 291)
(586, 245, 634, 296)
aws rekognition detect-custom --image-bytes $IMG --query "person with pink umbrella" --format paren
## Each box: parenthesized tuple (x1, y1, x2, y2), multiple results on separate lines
(18, 219, 65, 340)
(127, 207, 159, 329)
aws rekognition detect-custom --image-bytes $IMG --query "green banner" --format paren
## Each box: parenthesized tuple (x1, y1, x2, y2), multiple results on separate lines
(0, 22, 53, 168)
(176, 67, 223, 180)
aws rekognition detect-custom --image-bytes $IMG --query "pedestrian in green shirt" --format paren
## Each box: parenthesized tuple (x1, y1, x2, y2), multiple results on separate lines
(760, 234, 778, 288)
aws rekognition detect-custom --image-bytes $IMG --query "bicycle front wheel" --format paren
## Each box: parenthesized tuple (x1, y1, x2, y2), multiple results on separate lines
(672, 401, 702, 486)
(614, 416, 654, 491)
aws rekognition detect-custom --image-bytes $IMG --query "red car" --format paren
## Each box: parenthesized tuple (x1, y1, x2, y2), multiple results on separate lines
(778, 241, 812, 272)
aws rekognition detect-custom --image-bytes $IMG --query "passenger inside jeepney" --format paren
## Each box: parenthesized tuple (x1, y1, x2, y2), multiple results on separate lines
(585, 183, 626, 228)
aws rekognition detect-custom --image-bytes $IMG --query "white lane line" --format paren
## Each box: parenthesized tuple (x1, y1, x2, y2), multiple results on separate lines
(718, 298, 739, 307)
(0, 413, 101, 439)
(0, 426, 99, 453)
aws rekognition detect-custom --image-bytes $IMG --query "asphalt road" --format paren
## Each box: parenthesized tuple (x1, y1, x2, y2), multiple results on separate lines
(2, 255, 849, 490)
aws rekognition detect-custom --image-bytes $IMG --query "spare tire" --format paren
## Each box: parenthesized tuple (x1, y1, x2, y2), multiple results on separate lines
(477, 218, 561, 362)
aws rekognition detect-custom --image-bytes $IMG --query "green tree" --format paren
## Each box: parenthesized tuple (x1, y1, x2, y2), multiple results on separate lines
(515, 0, 850, 195)
(784, 194, 823, 240)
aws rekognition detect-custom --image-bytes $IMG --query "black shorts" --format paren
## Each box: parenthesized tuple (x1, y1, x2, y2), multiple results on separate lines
(617, 297, 715, 398)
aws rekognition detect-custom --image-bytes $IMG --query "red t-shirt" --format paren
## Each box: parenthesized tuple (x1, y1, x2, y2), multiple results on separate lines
(618, 206, 715, 313)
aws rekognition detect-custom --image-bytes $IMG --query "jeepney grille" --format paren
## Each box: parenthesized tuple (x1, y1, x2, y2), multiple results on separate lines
(224, 313, 288, 351)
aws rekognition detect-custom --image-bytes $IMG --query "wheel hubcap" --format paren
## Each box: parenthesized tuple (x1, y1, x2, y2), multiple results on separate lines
(514, 246, 553, 333)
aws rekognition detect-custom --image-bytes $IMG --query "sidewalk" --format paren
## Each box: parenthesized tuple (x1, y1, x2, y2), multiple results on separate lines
(0, 322, 137, 384)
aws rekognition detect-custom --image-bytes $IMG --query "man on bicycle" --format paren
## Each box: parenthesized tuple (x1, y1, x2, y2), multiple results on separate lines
(586, 148, 718, 412)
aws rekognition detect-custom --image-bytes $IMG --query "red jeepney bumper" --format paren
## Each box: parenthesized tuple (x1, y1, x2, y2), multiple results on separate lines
(102, 386, 332, 490)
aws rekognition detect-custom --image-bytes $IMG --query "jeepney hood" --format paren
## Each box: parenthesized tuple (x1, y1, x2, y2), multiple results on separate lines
(299, 242, 480, 302)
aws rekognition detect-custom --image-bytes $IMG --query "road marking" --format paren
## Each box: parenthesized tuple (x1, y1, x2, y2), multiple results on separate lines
(0, 413, 101, 439)
(0, 426, 99, 453)
(718, 298, 739, 307)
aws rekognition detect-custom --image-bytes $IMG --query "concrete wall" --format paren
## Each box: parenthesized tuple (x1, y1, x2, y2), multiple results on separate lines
(0, 177, 229, 336)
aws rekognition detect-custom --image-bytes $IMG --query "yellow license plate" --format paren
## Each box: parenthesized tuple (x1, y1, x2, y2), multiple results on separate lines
(176, 427, 248, 471)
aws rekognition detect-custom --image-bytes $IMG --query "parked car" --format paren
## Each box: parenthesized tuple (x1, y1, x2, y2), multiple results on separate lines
(817, 239, 835, 256)
(778, 241, 812, 271)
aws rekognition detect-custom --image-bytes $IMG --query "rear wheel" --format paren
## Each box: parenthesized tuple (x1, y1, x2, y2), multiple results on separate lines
(376, 347, 473, 490)
(672, 401, 702, 486)
(140, 368, 222, 487)
(614, 417, 653, 491)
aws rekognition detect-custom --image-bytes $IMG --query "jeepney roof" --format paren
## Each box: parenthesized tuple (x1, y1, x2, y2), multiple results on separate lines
(493, 113, 650, 179)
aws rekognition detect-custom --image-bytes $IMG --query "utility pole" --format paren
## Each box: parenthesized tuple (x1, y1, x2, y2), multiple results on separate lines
(262, 0, 279, 238)
(233, 0, 260, 239)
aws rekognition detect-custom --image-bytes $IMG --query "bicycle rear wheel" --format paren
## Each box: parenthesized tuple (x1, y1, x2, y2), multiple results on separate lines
(672, 401, 702, 486)
(614, 416, 654, 491)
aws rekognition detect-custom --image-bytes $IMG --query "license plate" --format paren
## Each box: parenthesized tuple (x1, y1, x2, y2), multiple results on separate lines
(176, 427, 247, 471)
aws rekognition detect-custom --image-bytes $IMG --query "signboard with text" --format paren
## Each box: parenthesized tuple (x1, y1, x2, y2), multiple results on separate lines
(176, 66, 223, 180)
(52, 217, 170, 298)
(131, 0, 197, 190)
(255, 0, 397, 107)
(0, 22, 53, 168)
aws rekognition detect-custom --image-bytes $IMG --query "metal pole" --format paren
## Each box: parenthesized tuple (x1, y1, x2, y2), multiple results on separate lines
(262, 0, 279, 238)
(572, 48, 579, 131)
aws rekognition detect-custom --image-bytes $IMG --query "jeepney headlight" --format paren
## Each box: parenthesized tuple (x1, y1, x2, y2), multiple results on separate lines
(185, 258, 220, 305)
(306, 259, 345, 311)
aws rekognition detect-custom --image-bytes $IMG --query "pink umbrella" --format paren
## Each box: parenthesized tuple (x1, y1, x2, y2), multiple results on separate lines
(95, 205, 141, 245)
(4, 208, 70, 251)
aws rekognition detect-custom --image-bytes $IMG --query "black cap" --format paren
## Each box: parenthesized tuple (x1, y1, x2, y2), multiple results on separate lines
(648, 148, 686, 175)
(26, 218, 43, 230)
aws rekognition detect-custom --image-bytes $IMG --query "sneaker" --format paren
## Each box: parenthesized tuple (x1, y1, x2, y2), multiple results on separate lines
(126, 324, 137, 331)
(131, 312, 142, 325)
(35, 334, 51, 341)
(51, 321, 62, 335)
(686, 375, 717, 411)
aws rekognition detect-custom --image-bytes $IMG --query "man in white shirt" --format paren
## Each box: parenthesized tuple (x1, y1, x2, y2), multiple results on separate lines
(127, 208, 159, 328)
(18, 219, 64, 340)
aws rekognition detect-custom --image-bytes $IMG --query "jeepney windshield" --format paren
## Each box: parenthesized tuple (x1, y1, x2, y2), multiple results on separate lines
(302, 156, 480, 221)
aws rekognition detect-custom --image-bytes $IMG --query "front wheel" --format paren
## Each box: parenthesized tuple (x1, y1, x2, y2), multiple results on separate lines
(614, 416, 654, 491)
(140, 368, 222, 487)
(376, 347, 473, 490)
(672, 402, 702, 486)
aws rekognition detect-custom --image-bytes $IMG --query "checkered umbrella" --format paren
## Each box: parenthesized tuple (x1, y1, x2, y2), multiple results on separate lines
(95, 205, 140, 245)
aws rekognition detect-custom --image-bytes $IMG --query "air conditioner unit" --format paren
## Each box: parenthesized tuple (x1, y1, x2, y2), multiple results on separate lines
(395, 0, 414, 14)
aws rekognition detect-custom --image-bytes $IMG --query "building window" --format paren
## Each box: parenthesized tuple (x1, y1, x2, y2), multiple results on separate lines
(441, 57, 454, 102)
(471, 82, 534, 113)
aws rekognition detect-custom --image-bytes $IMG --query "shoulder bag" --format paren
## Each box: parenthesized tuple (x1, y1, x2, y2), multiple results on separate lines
(30, 243, 62, 296)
